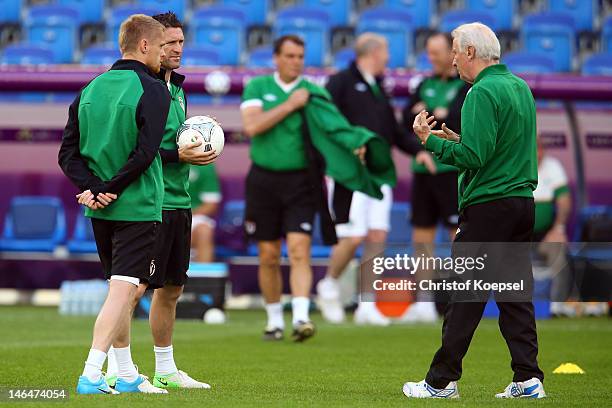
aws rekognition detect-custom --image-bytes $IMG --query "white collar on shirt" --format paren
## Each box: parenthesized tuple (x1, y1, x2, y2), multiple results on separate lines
(357, 65, 376, 86)
(274, 72, 302, 93)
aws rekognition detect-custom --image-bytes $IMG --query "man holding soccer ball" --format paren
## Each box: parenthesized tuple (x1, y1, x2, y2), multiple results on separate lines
(104, 12, 218, 392)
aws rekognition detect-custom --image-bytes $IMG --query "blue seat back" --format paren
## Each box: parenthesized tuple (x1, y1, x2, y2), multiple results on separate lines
(603, 17, 612, 53)
(384, 0, 434, 29)
(332, 47, 354, 70)
(223, 0, 269, 25)
(439, 10, 496, 32)
(26, 5, 79, 63)
(305, 0, 350, 26)
(523, 12, 575, 72)
(415, 50, 432, 71)
(581, 52, 612, 76)
(1, 43, 54, 65)
(108, 5, 163, 47)
(138, 0, 187, 20)
(182, 46, 221, 66)
(573, 206, 612, 242)
(81, 45, 121, 65)
(466, 0, 515, 30)
(275, 6, 330, 67)
(2, 196, 66, 242)
(72, 209, 96, 241)
(357, 7, 413, 68)
(0, 0, 22, 23)
(503, 51, 556, 74)
(549, 0, 595, 31)
(387, 202, 412, 244)
(192, 6, 246, 65)
(58, 0, 104, 23)
(248, 46, 274, 68)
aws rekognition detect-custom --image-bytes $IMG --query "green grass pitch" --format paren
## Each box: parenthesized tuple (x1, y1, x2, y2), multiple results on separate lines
(0, 306, 610, 407)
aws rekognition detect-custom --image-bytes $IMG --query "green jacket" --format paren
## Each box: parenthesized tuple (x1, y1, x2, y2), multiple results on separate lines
(304, 87, 396, 200)
(59, 59, 170, 222)
(425, 64, 537, 211)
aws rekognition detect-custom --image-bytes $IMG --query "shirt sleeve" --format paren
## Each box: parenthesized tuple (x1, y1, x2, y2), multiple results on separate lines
(425, 87, 497, 170)
(103, 80, 171, 195)
(58, 92, 106, 194)
(240, 78, 262, 110)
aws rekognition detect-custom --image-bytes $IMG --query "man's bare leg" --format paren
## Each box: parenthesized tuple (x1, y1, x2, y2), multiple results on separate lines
(258, 240, 284, 334)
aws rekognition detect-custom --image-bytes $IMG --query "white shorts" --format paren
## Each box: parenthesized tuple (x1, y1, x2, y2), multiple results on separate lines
(330, 182, 393, 238)
(192, 214, 217, 230)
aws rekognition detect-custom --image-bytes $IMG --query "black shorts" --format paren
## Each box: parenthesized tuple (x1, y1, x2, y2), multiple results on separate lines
(245, 164, 316, 241)
(411, 172, 459, 228)
(91, 218, 159, 284)
(149, 209, 192, 289)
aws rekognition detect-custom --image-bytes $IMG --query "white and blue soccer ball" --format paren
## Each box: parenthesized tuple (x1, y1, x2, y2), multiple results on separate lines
(177, 115, 225, 156)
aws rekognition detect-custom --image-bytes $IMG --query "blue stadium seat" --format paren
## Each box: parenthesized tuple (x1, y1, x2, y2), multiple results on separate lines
(503, 51, 556, 73)
(384, 0, 434, 29)
(568, 206, 612, 262)
(275, 6, 330, 67)
(332, 47, 354, 69)
(58, 0, 104, 24)
(0, 196, 66, 252)
(26, 5, 80, 63)
(247, 46, 274, 68)
(357, 7, 413, 68)
(182, 45, 221, 66)
(466, 0, 515, 30)
(415, 50, 432, 71)
(138, 0, 187, 21)
(581, 52, 612, 76)
(387, 202, 411, 244)
(216, 200, 246, 258)
(305, 0, 351, 27)
(192, 6, 246, 65)
(439, 10, 496, 32)
(81, 44, 120, 65)
(67, 209, 97, 253)
(548, 0, 596, 31)
(522, 12, 575, 72)
(603, 16, 612, 53)
(108, 5, 163, 47)
(1, 43, 54, 65)
(223, 0, 269, 25)
(0, 0, 22, 23)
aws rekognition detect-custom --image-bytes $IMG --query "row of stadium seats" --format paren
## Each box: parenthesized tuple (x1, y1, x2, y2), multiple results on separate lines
(3, 196, 612, 260)
(1, 1, 612, 70)
(0, 0, 607, 30)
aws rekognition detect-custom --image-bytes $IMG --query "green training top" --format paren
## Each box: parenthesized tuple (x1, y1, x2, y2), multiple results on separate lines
(241, 74, 317, 171)
(412, 76, 463, 174)
(425, 64, 538, 211)
(160, 72, 190, 210)
(59, 59, 170, 222)
(188, 164, 222, 208)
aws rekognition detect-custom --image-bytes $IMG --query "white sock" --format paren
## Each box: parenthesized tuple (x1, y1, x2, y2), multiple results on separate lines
(291, 297, 310, 325)
(114, 345, 139, 383)
(265, 302, 284, 329)
(154, 345, 179, 376)
(82, 348, 106, 383)
(106, 346, 118, 377)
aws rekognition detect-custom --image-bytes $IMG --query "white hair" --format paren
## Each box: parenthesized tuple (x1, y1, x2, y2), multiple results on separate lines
(354, 32, 387, 57)
(451, 22, 501, 61)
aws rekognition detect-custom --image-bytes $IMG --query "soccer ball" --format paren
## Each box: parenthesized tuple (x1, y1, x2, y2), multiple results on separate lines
(177, 115, 224, 156)
(203, 308, 226, 324)
(204, 70, 231, 96)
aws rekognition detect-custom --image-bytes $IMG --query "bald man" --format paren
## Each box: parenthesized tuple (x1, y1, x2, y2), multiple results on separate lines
(317, 33, 429, 325)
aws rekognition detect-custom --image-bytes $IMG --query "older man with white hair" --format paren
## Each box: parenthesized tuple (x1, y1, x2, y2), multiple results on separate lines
(403, 23, 546, 399)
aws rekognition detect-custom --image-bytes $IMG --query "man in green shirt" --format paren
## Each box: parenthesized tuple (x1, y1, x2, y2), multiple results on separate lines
(401, 32, 470, 323)
(241, 35, 318, 342)
(59, 14, 170, 395)
(403, 23, 546, 399)
(103, 12, 217, 391)
(189, 163, 222, 262)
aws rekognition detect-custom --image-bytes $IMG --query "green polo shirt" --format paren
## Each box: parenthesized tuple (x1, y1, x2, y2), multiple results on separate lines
(241, 74, 321, 171)
(425, 64, 538, 211)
